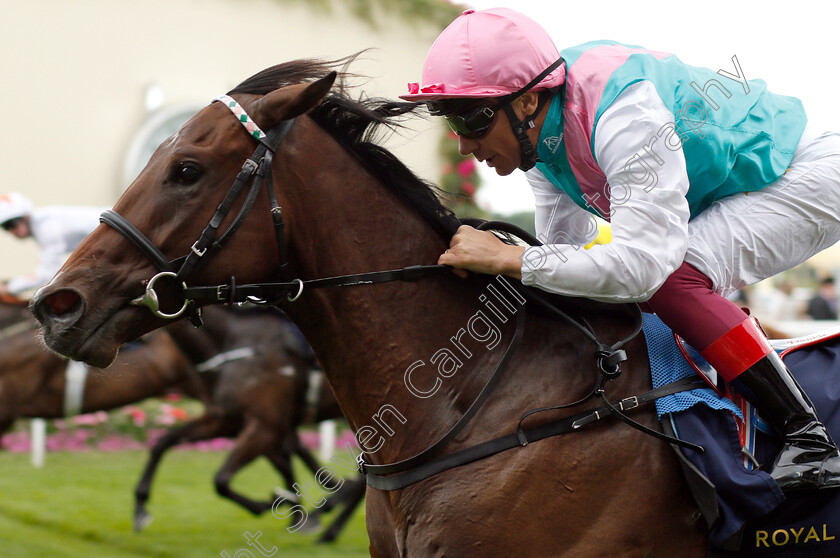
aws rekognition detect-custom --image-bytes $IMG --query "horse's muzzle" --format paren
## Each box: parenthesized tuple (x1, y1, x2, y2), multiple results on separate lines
(31, 287, 86, 337)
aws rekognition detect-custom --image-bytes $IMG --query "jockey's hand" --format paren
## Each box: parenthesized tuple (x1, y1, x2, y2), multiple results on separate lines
(0, 283, 9, 297)
(438, 225, 526, 279)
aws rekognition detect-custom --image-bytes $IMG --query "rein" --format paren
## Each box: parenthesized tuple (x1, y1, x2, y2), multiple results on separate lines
(102, 94, 702, 490)
(481, 223, 704, 453)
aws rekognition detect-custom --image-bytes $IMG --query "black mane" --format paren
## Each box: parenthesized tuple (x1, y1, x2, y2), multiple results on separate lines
(228, 56, 461, 240)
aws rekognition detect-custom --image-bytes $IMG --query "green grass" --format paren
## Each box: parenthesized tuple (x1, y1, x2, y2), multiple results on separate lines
(0, 450, 370, 557)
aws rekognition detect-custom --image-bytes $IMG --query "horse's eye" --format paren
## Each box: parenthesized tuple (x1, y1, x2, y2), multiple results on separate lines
(172, 162, 202, 185)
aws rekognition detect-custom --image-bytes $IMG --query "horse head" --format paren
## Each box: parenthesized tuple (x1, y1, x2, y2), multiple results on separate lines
(33, 66, 338, 368)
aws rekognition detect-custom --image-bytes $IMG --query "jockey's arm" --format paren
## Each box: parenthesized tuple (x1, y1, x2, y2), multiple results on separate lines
(520, 80, 691, 303)
(5, 212, 76, 295)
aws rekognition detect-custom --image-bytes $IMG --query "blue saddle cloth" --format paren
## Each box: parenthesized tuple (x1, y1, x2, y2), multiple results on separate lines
(642, 314, 840, 557)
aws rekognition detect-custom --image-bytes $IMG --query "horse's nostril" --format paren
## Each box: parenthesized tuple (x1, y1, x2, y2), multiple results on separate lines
(31, 288, 86, 331)
(44, 290, 82, 317)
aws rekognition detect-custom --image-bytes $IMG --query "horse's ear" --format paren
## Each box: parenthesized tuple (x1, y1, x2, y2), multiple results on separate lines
(251, 72, 337, 129)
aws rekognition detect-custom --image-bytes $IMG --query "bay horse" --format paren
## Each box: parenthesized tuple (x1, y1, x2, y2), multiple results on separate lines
(134, 304, 349, 534)
(0, 328, 202, 439)
(0, 297, 39, 340)
(32, 59, 708, 556)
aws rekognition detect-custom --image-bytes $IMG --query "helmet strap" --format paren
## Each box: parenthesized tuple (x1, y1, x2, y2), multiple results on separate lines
(503, 91, 552, 171)
(498, 56, 564, 171)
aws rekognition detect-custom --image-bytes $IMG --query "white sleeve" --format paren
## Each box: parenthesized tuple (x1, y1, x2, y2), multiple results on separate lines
(6, 220, 68, 294)
(520, 80, 691, 303)
(526, 167, 598, 246)
(6, 207, 104, 295)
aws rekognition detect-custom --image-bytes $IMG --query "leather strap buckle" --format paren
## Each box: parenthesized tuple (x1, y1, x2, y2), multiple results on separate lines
(572, 410, 601, 429)
(618, 396, 639, 411)
(191, 241, 207, 257)
(242, 158, 259, 174)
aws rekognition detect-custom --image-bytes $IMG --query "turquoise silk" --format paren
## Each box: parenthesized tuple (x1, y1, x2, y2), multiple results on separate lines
(536, 41, 808, 220)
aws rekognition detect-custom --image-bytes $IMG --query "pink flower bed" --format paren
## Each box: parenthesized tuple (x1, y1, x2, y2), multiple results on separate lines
(2, 425, 355, 453)
(0, 429, 235, 453)
(2, 398, 355, 454)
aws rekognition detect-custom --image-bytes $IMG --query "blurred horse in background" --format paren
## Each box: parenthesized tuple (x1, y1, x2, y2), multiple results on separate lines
(133, 304, 352, 533)
(0, 296, 40, 342)
(0, 303, 362, 541)
(0, 329, 202, 440)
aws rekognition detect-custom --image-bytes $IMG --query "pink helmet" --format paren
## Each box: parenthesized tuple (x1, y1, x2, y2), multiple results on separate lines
(400, 8, 566, 102)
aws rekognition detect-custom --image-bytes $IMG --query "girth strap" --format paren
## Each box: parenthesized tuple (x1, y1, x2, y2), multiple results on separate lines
(194, 347, 257, 373)
(364, 376, 705, 491)
(63, 360, 89, 417)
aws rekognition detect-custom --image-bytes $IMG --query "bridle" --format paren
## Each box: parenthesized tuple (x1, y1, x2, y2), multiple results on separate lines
(100, 91, 701, 487)
(100, 94, 449, 326)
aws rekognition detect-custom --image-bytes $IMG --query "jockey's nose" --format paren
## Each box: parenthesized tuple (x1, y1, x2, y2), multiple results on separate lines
(31, 287, 85, 332)
(458, 135, 479, 157)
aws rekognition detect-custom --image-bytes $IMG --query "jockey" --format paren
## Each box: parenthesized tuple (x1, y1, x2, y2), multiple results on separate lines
(0, 192, 106, 298)
(401, 7, 840, 492)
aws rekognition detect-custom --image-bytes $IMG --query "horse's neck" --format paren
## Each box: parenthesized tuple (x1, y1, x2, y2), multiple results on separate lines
(282, 201, 649, 469)
(5, 339, 174, 418)
(279, 149, 521, 463)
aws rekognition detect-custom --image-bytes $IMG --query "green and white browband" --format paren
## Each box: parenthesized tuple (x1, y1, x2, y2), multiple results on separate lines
(213, 94, 267, 140)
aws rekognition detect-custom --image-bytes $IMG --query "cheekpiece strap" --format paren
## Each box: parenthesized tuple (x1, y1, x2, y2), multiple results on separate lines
(213, 94, 267, 141)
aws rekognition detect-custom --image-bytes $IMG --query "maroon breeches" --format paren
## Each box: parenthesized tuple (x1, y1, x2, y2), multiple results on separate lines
(643, 262, 772, 381)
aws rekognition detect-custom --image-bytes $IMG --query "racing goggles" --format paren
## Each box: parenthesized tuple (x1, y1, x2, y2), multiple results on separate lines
(1, 218, 23, 231)
(444, 103, 502, 139)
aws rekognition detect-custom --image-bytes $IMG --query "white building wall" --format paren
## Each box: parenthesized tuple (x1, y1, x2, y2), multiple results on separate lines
(0, 0, 446, 279)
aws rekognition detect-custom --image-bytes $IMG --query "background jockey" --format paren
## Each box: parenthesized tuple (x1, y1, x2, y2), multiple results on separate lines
(0, 192, 105, 298)
(401, 7, 840, 492)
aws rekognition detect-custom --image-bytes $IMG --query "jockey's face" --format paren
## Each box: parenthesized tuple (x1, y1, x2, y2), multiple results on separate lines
(455, 92, 544, 176)
(2, 217, 31, 239)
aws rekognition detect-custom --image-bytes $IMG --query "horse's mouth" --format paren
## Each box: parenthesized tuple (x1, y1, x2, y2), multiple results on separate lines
(68, 323, 121, 368)
(42, 304, 146, 368)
